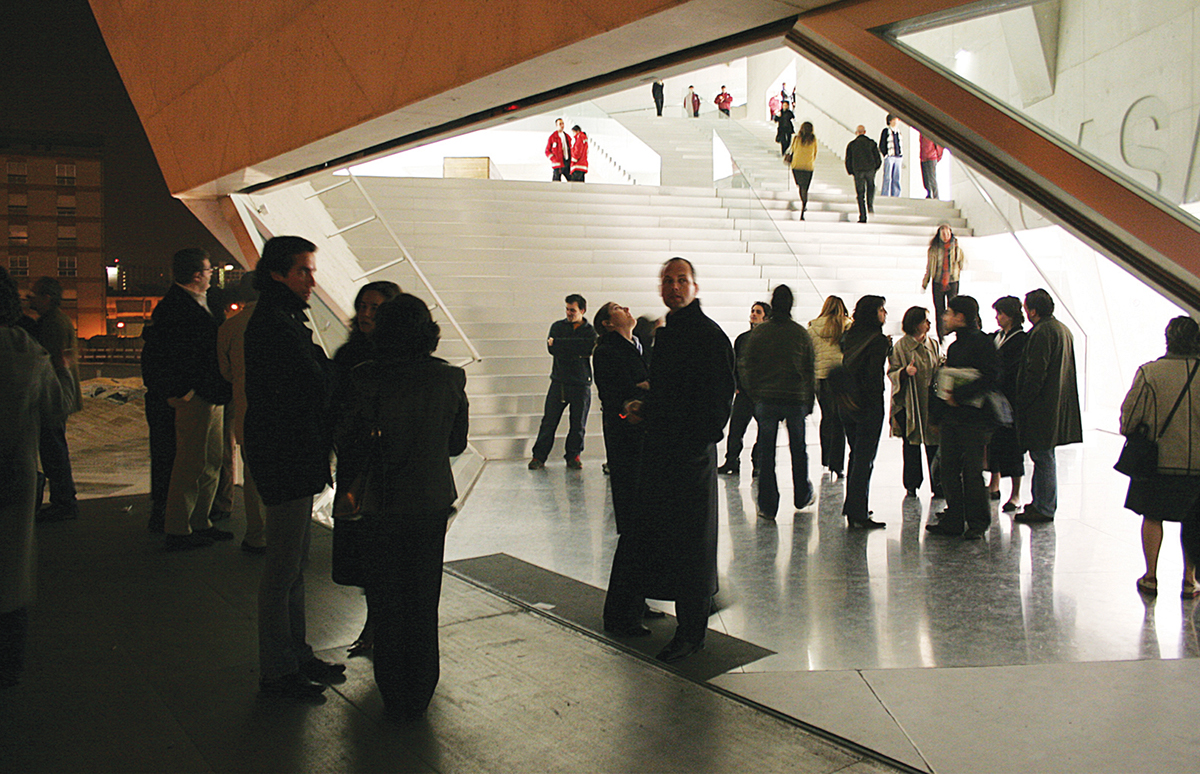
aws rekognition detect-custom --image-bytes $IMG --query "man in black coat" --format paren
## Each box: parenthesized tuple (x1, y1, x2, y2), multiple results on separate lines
(926, 295, 999, 539)
(626, 258, 735, 663)
(845, 125, 882, 223)
(529, 293, 596, 470)
(244, 236, 343, 701)
(144, 248, 233, 550)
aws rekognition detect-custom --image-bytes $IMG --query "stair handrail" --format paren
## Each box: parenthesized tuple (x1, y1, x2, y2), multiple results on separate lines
(709, 119, 823, 300)
(587, 135, 636, 184)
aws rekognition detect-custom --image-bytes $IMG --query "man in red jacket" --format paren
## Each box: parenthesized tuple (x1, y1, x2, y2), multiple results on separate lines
(569, 125, 589, 182)
(545, 118, 572, 182)
(919, 133, 944, 199)
(714, 86, 733, 117)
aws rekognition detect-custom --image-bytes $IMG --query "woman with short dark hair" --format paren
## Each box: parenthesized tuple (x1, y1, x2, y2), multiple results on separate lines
(335, 294, 468, 720)
(986, 296, 1027, 511)
(1121, 316, 1200, 599)
(888, 306, 942, 498)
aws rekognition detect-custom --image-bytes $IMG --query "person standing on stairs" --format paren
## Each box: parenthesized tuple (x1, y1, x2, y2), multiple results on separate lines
(879, 114, 904, 197)
(545, 118, 572, 182)
(685, 86, 701, 118)
(652, 80, 665, 117)
(529, 294, 596, 470)
(919, 133, 944, 199)
(921, 223, 965, 341)
(786, 121, 818, 220)
(569, 125, 588, 182)
(718, 300, 770, 477)
(774, 100, 795, 157)
(715, 86, 733, 117)
(845, 125, 882, 223)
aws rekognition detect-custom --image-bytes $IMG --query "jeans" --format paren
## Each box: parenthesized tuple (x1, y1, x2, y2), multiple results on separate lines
(1028, 448, 1058, 516)
(853, 172, 876, 221)
(754, 402, 813, 517)
(531, 382, 590, 461)
(722, 391, 758, 469)
(258, 495, 315, 680)
(882, 155, 902, 196)
(840, 402, 884, 522)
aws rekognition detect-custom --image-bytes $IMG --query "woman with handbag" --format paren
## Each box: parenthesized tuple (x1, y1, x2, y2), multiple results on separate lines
(887, 306, 942, 498)
(335, 294, 468, 721)
(986, 296, 1028, 511)
(1120, 316, 1200, 599)
(331, 280, 401, 656)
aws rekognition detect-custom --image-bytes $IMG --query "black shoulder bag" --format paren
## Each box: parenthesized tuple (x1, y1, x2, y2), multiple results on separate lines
(1115, 359, 1200, 479)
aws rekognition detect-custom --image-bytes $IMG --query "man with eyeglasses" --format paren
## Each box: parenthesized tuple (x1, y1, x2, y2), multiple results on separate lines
(143, 248, 232, 550)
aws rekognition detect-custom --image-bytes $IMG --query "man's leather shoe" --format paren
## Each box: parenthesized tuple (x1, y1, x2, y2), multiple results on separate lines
(716, 463, 739, 475)
(757, 510, 776, 521)
(164, 533, 213, 551)
(642, 605, 667, 619)
(566, 456, 583, 470)
(1014, 507, 1054, 523)
(527, 458, 545, 470)
(195, 526, 234, 541)
(241, 541, 267, 555)
(963, 528, 986, 540)
(603, 622, 652, 637)
(299, 657, 346, 683)
(925, 522, 963, 536)
(847, 518, 885, 530)
(260, 673, 326, 701)
(656, 638, 704, 663)
(209, 509, 232, 522)
(795, 491, 816, 510)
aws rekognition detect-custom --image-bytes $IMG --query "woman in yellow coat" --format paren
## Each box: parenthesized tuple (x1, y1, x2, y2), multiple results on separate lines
(787, 121, 818, 220)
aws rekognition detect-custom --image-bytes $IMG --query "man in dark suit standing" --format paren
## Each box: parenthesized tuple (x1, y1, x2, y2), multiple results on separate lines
(625, 258, 735, 663)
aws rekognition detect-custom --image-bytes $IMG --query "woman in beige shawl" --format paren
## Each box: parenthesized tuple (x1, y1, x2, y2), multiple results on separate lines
(888, 306, 943, 497)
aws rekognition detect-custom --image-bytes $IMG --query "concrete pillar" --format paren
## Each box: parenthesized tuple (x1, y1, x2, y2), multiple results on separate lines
(747, 50, 796, 122)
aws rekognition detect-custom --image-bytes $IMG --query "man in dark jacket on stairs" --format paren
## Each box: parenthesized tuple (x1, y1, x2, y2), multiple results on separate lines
(845, 125, 883, 223)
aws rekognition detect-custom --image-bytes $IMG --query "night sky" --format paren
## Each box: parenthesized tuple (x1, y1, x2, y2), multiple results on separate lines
(0, 0, 235, 293)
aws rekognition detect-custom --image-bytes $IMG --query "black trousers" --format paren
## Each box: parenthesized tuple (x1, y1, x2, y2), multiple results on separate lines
(654, 95, 664, 116)
(145, 393, 176, 520)
(938, 421, 993, 532)
(39, 419, 76, 505)
(722, 391, 758, 469)
(569, 170, 586, 182)
(853, 171, 876, 221)
(816, 379, 846, 474)
(778, 134, 793, 156)
(841, 403, 884, 522)
(903, 442, 941, 496)
(552, 162, 571, 181)
(932, 281, 959, 340)
(675, 595, 711, 644)
(370, 521, 447, 718)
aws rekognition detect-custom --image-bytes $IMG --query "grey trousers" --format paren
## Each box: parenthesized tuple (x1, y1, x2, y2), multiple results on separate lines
(258, 495, 315, 680)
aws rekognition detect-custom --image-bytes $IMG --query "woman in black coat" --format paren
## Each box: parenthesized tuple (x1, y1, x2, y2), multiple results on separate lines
(335, 295, 468, 722)
(593, 302, 653, 635)
(774, 100, 795, 156)
(986, 296, 1027, 511)
(330, 280, 401, 656)
(839, 295, 892, 529)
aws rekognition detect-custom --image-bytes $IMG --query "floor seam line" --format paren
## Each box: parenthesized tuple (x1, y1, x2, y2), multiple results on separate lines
(856, 669, 936, 774)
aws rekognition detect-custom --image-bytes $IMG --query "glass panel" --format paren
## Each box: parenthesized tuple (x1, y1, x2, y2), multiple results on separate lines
(892, 0, 1200, 221)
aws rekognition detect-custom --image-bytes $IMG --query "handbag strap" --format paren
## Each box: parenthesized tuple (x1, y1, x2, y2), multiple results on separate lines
(1160, 359, 1200, 435)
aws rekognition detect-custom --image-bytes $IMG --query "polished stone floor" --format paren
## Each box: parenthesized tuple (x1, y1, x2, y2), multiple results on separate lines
(447, 424, 1198, 672)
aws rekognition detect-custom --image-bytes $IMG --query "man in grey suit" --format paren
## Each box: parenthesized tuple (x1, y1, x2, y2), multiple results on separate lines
(1013, 288, 1082, 523)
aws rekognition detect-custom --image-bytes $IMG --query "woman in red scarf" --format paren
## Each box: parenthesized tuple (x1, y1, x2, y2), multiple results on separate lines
(921, 223, 965, 340)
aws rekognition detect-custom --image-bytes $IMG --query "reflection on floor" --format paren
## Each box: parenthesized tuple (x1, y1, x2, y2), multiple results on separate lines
(446, 427, 1200, 772)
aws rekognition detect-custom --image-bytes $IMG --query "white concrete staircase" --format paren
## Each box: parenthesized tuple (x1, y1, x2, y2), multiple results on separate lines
(309, 160, 987, 460)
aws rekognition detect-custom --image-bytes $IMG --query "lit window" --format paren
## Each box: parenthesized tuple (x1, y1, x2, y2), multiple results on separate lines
(57, 194, 76, 217)
(57, 225, 77, 247)
(55, 163, 76, 186)
(57, 254, 77, 277)
(7, 161, 27, 184)
(8, 193, 27, 215)
(9, 225, 28, 245)
(9, 255, 28, 277)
